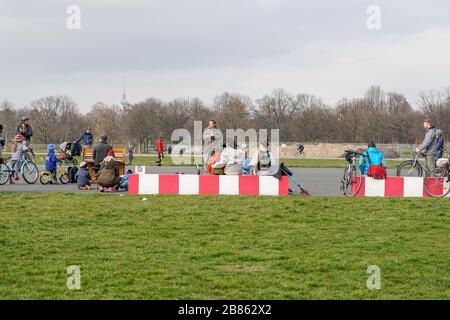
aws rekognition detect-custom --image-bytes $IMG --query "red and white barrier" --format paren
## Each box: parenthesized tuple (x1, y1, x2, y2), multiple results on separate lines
(128, 174, 289, 196)
(355, 177, 450, 197)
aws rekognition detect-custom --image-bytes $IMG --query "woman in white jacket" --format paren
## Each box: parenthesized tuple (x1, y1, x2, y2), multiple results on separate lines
(212, 141, 245, 175)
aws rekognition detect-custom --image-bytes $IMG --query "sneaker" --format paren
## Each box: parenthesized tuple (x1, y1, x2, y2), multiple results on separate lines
(109, 187, 117, 193)
(98, 186, 104, 192)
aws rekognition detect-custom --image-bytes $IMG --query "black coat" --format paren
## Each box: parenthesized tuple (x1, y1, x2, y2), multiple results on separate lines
(93, 142, 112, 167)
(16, 124, 33, 141)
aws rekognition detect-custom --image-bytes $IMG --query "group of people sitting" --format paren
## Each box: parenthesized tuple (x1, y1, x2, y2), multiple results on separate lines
(205, 140, 278, 176)
(43, 134, 132, 192)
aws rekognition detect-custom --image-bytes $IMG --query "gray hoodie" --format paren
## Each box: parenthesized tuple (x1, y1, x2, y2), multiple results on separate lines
(418, 126, 437, 155)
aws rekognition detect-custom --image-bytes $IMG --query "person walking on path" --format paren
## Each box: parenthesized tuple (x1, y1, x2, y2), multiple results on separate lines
(127, 145, 134, 166)
(156, 136, 165, 166)
(416, 119, 437, 173)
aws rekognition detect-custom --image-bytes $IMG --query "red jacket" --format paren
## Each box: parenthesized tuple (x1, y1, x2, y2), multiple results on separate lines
(156, 138, 165, 153)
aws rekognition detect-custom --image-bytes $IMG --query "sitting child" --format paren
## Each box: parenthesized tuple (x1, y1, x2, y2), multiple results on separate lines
(45, 144, 62, 184)
(242, 151, 251, 175)
(119, 169, 133, 191)
(76, 161, 92, 190)
(207, 149, 223, 175)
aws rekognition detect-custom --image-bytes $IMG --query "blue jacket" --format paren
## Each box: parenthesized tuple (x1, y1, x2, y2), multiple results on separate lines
(77, 131, 93, 145)
(45, 151, 61, 171)
(435, 137, 444, 159)
(76, 167, 91, 187)
(359, 147, 386, 175)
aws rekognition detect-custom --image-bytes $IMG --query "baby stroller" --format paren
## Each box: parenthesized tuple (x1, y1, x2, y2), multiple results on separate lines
(59, 142, 79, 166)
(273, 162, 311, 196)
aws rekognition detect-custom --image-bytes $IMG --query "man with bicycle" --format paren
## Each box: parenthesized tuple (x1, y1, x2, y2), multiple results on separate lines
(416, 119, 437, 173)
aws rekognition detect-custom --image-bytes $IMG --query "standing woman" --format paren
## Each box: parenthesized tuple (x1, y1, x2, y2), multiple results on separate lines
(202, 120, 222, 165)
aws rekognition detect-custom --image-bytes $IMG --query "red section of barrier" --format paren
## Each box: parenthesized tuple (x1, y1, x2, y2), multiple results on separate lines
(199, 175, 220, 195)
(384, 177, 404, 197)
(279, 176, 289, 195)
(128, 174, 139, 194)
(239, 176, 260, 195)
(159, 175, 179, 194)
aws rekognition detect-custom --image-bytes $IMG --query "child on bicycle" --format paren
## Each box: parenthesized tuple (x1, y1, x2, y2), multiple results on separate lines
(45, 144, 62, 184)
(10, 134, 27, 182)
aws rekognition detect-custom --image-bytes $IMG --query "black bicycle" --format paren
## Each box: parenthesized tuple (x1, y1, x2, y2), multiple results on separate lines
(340, 150, 364, 196)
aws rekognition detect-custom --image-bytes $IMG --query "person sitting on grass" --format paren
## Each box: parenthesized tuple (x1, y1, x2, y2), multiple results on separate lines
(359, 142, 387, 176)
(97, 156, 123, 192)
(76, 161, 92, 190)
(45, 144, 62, 185)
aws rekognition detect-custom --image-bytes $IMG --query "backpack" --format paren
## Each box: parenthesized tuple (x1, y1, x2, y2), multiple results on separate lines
(258, 150, 271, 170)
(365, 151, 387, 180)
(71, 142, 82, 157)
(68, 166, 79, 183)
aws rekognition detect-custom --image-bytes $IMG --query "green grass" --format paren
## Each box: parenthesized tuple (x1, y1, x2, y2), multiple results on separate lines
(0, 193, 449, 299)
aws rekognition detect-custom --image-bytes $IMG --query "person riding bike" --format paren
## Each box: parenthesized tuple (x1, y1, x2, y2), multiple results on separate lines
(45, 144, 62, 184)
(10, 134, 27, 182)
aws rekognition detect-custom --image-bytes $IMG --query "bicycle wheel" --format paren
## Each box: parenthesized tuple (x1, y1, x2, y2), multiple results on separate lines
(343, 166, 363, 196)
(59, 172, 69, 184)
(39, 172, 51, 185)
(21, 161, 39, 184)
(424, 168, 450, 198)
(0, 163, 10, 185)
(397, 160, 422, 177)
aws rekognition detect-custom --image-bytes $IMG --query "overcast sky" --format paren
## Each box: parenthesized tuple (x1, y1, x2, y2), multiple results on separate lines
(1, 0, 450, 111)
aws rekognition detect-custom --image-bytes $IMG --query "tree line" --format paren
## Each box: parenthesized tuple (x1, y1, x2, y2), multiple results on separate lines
(1, 86, 449, 151)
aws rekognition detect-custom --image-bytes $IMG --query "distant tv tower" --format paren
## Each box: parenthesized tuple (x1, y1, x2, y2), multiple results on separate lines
(121, 73, 129, 108)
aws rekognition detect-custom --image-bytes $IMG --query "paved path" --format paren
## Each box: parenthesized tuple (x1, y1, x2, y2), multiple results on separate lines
(0, 166, 398, 196)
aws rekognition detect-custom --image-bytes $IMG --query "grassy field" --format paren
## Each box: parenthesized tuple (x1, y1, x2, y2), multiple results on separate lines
(0, 193, 449, 299)
(6, 152, 404, 168)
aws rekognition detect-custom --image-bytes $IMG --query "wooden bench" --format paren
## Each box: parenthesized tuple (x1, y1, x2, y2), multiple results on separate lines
(82, 147, 126, 181)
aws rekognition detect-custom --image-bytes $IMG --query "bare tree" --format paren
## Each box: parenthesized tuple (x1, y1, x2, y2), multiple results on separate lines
(213, 93, 252, 129)
(254, 89, 301, 141)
